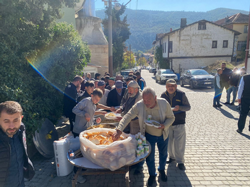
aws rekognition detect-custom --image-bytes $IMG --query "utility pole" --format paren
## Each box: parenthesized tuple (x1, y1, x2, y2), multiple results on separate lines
(108, 0, 113, 76)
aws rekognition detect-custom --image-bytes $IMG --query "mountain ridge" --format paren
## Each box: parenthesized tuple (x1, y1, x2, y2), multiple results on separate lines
(96, 8, 249, 52)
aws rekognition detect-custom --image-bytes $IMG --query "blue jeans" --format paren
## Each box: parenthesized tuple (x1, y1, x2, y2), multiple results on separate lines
(227, 86, 238, 103)
(145, 133, 168, 176)
(213, 88, 222, 105)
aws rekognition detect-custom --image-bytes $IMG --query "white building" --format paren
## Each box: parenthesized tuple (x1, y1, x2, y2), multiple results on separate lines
(154, 19, 240, 73)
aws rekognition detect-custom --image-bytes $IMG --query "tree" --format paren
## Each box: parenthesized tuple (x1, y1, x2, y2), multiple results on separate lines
(154, 45, 169, 69)
(122, 51, 135, 70)
(0, 0, 91, 143)
(138, 57, 147, 67)
(102, 5, 131, 72)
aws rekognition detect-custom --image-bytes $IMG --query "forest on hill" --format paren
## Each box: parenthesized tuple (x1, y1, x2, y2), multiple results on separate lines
(96, 8, 248, 52)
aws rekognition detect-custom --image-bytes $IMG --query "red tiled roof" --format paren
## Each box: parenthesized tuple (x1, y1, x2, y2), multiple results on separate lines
(215, 13, 249, 26)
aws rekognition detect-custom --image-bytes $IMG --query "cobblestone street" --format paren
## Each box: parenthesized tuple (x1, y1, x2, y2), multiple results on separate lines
(26, 70, 250, 187)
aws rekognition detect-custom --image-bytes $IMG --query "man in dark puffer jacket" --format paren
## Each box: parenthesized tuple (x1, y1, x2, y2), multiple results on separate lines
(0, 101, 35, 187)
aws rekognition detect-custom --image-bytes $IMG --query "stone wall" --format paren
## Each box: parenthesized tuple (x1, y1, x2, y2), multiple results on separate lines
(88, 45, 109, 76)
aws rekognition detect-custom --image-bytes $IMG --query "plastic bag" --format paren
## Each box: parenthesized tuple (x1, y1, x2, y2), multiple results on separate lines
(79, 128, 137, 171)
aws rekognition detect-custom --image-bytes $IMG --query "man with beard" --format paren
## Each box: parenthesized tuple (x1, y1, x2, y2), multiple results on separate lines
(220, 63, 232, 101)
(0, 101, 35, 187)
(63, 76, 83, 133)
(107, 80, 126, 107)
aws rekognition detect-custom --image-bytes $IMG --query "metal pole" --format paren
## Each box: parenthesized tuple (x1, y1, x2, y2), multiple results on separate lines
(108, 0, 113, 76)
(244, 10, 250, 70)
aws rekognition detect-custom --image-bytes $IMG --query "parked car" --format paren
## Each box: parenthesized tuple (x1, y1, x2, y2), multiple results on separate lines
(149, 68, 156, 73)
(120, 70, 131, 79)
(155, 69, 178, 84)
(180, 69, 214, 89)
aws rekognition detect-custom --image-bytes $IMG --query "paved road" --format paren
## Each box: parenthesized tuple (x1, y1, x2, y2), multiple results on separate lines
(26, 70, 250, 187)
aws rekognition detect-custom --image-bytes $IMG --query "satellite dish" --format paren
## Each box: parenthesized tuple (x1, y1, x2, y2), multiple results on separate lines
(114, 3, 121, 11)
(33, 118, 58, 158)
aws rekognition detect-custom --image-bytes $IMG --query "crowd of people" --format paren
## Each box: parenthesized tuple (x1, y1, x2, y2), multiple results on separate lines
(212, 63, 250, 133)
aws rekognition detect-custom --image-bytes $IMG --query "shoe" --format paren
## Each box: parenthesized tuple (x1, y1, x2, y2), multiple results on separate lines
(213, 104, 217, 108)
(230, 102, 234, 105)
(178, 163, 186, 170)
(147, 176, 156, 186)
(236, 129, 242, 134)
(217, 104, 222, 107)
(159, 170, 168, 182)
(224, 102, 230, 104)
(166, 158, 175, 164)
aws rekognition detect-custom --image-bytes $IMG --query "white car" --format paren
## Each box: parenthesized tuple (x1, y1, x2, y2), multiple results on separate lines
(155, 69, 178, 84)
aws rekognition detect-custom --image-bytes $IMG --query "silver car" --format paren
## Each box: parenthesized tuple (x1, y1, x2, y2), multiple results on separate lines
(155, 69, 178, 84)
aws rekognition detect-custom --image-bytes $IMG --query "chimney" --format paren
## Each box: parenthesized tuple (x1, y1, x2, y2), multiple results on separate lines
(180, 18, 187, 28)
(170, 28, 172, 32)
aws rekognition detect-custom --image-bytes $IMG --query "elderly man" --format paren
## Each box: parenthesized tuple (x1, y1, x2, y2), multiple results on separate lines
(97, 80, 110, 106)
(116, 74, 127, 88)
(106, 77, 115, 90)
(161, 79, 191, 170)
(113, 88, 175, 186)
(0, 101, 35, 187)
(107, 80, 126, 107)
(116, 80, 142, 134)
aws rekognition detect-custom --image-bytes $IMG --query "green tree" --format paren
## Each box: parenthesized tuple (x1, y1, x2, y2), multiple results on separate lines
(0, 0, 90, 143)
(122, 51, 135, 70)
(154, 45, 169, 69)
(138, 57, 147, 66)
(102, 5, 131, 72)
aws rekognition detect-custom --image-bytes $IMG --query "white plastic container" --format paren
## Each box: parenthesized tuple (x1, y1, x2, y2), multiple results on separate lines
(53, 134, 80, 176)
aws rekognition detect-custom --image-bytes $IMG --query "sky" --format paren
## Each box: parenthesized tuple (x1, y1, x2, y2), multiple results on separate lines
(95, 0, 250, 12)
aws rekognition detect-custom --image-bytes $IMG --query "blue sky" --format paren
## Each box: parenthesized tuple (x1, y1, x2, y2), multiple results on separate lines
(95, 0, 250, 12)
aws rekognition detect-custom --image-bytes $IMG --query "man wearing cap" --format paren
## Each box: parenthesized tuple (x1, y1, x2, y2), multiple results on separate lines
(116, 80, 142, 133)
(97, 80, 110, 106)
(116, 74, 127, 88)
(136, 71, 146, 90)
(107, 80, 126, 107)
(106, 77, 115, 90)
(161, 79, 191, 171)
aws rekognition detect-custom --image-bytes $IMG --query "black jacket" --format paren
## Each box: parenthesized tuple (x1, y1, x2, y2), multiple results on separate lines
(63, 83, 77, 119)
(107, 88, 126, 107)
(220, 68, 232, 83)
(0, 123, 35, 187)
(229, 73, 240, 87)
(161, 89, 186, 125)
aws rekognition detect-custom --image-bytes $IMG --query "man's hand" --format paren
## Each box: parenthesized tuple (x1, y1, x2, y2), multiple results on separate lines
(85, 113, 91, 122)
(112, 130, 122, 141)
(110, 107, 116, 112)
(172, 105, 180, 111)
(115, 116, 122, 122)
(96, 117, 101, 124)
(115, 108, 122, 113)
(99, 111, 107, 115)
(157, 124, 165, 129)
(238, 99, 241, 104)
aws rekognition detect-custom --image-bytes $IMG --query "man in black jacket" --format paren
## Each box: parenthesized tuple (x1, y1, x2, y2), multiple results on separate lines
(107, 80, 126, 107)
(63, 76, 83, 132)
(0, 101, 35, 187)
(225, 67, 240, 105)
(161, 79, 191, 171)
(220, 63, 232, 100)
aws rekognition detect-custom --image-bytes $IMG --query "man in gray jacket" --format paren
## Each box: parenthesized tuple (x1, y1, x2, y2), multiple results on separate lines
(113, 87, 175, 186)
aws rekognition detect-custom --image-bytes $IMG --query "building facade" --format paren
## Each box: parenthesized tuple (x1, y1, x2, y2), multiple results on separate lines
(154, 19, 240, 74)
(215, 13, 249, 62)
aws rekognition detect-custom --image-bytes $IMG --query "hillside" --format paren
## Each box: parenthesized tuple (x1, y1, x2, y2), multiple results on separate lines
(96, 8, 248, 52)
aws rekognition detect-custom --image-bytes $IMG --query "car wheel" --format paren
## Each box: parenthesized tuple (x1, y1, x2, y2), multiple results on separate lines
(180, 80, 184, 87)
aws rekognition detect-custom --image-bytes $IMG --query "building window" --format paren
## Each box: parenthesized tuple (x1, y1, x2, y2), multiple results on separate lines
(169, 41, 173, 53)
(244, 25, 248, 33)
(237, 41, 247, 51)
(223, 40, 228, 48)
(212, 41, 217, 48)
(198, 22, 206, 30)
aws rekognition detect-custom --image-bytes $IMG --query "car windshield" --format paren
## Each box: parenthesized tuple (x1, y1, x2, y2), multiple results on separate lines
(162, 70, 174, 74)
(190, 70, 209, 75)
(121, 72, 129, 76)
